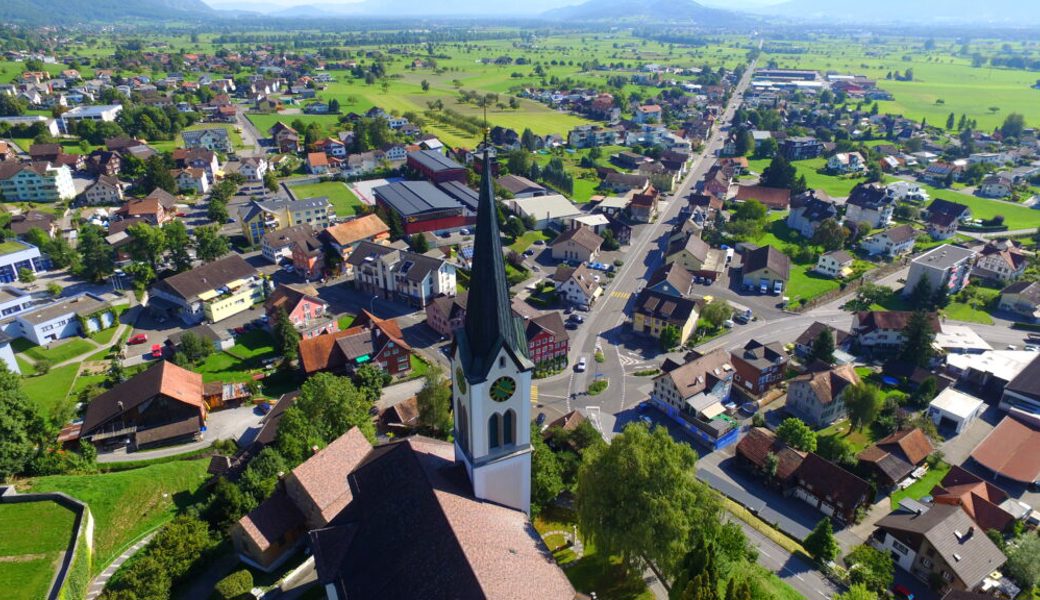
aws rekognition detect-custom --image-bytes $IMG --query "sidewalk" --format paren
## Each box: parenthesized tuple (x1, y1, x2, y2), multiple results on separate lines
(86, 532, 157, 600)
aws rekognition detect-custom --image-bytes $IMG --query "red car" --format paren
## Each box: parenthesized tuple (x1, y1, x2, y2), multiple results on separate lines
(151, 344, 163, 359)
(128, 333, 147, 345)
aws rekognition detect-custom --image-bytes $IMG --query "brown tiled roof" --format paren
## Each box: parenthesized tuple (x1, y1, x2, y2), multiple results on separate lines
(151, 254, 256, 302)
(790, 363, 859, 406)
(8, 210, 55, 236)
(145, 188, 178, 209)
(238, 487, 306, 552)
(253, 391, 300, 448)
(855, 311, 941, 333)
(298, 311, 409, 374)
(121, 197, 162, 217)
(265, 283, 324, 316)
(794, 452, 871, 511)
(1004, 353, 1040, 401)
(135, 417, 200, 446)
(551, 225, 603, 253)
(931, 465, 1015, 533)
(875, 428, 934, 466)
(795, 321, 850, 348)
(291, 427, 373, 524)
(742, 245, 790, 280)
(526, 312, 569, 344)
(543, 410, 586, 436)
(735, 427, 805, 481)
(733, 185, 791, 209)
(323, 214, 389, 247)
(82, 361, 204, 435)
(655, 348, 731, 400)
(878, 224, 917, 244)
(971, 415, 1040, 483)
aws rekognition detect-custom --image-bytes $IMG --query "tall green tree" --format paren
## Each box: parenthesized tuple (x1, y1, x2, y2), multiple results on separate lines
(178, 331, 212, 366)
(845, 545, 894, 594)
(127, 222, 167, 271)
(273, 307, 301, 363)
(76, 223, 115, 283)
(576, 423, 721, 579)
(162, 220, 193, 272)
(776, 417, 817, 452)
(1005, 533, 1040, 590)
(659, 324, 682, 352)
(416, 367, 453, 436)
(0, 363, 47, 480)
(900, 310, 936, 367)
(275, 373, 375, 464)
(700, 300, 734, 330)
(352, 363, 391, 403)
(194, 225, 229, 263)
(835, 584, 879, 600)
(844, 383, 883, 432)
(809, 328, 835, 364)
(530, 422, 564, 515)
(812, 218, 848, 251)
(761, 154, 798, 189)
(143, 154, 176, 193)
(804, 518, 839, 562)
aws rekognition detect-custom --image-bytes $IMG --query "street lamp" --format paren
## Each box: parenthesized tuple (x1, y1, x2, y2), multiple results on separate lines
(369, 295, 378, 316)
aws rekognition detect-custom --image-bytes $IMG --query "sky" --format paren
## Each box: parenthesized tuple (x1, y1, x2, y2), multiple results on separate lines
(204, 0, 784, 9)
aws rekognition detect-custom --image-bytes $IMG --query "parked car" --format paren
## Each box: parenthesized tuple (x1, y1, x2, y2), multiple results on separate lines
(150, 344, 163, 359)
(759, 281, 768, 294)
(128, 333, 148, 345)
(891, 584, 914, 600)
(773, 280, 783, 295)
(723, 319, 735, 328)
(536, 412, 547, 427)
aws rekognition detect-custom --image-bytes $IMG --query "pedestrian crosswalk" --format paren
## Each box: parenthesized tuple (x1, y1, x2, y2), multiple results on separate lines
(530, 385, 539, 404)
(609, 290, 632, 300)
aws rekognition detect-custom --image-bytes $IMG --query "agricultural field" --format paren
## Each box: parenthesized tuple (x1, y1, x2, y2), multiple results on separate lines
(762, 35, 1040, 131)
(0, 500, 77, 600)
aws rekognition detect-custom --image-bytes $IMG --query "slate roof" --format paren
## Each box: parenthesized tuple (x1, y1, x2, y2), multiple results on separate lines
(654, 348, 732, 402)
(262, 223, 314, 250)
(408, 148, 466, 173)
(795, 322, 850, 350)
(927, 198, 971, 219)
(742, 245, 790, 280)
(151, 253, 256, 302)
(846, 183, 894, 209)
(81, 361, 204, 435)
(633, 289, 700, 324)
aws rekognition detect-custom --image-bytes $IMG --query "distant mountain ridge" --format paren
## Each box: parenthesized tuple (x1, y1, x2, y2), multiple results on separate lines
(759, 0, 1040, 24)
(0, 0, 214, 24)
(540, 0, 740, 23)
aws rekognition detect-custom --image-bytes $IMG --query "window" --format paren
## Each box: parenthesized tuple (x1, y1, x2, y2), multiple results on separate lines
(488, 413, 501, 449)
(503, 410, 516, 445)
(892, 540, 909, 555)
(499, 356, 506, 368)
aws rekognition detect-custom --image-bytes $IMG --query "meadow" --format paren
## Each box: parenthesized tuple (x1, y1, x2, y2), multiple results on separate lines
(0, 500, 77, 600)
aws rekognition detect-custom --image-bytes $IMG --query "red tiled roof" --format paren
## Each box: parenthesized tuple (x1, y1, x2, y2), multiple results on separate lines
(971, 415, 1040, 483)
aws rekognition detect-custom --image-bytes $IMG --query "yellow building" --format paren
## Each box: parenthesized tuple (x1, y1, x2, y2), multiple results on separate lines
(631, 289, 700, 343)
(238, 197, 333, 245)
(201, 278, 262, 322)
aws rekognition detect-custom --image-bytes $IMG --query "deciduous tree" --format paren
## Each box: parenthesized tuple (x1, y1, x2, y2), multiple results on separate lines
(416, 367, 453, 436)
(844, 383, 883, 432)
(776, 417, 817, 452)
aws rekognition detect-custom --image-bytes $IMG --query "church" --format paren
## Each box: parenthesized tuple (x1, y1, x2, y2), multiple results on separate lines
(305, 140, 576, 599)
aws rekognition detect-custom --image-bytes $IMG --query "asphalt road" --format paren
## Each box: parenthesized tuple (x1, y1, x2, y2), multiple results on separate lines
(733, 516, 841, 600)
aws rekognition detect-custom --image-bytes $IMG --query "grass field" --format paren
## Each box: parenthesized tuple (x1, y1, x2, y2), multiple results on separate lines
(508, 229, 553, 252)
(290, 180, 364, 216)
(748, 220, 845, 304)
(14, 337, 95, 364)
(890, 462, 951, 509)
(27, 459, 210, 574)
(21, 363, 80, 418)
(0, 501, 77, 600)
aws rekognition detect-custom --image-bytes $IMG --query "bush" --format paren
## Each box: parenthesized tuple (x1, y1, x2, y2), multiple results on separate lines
(588, 379, 608, 395)
(213, 569, 254, 600)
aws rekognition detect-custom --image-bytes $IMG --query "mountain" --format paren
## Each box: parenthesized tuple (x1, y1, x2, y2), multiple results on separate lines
(262, 0, 574, 17)
(760, 0, 1040, 24)
(540, 0, 739, 24)
(0, 0, 214, 23)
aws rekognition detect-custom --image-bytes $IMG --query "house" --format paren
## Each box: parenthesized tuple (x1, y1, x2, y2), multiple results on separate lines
(346, 240, 456, 308)
(787, 191, 837, 238)
(181, 127, 232, 153)
(860, 225, 918, 258)
(58, 104, 122, 134)
(0, 162, 76, 202)
(999, 354, 1040, 416)
(79, 361, 206, 451)
(735, 427, 807, 488)
(13, 293, 116, 345)
(85, 150, 123, 177)
(971, 415, 1040, 485)
(631, 289, 701, 344)
(298, 311, 412, 376)
(629, 186, 660, 223)
(373, 181, 468, 235)
(973, 239, 1027, 283)
(646, 262, 695, 298)
(732, 185, 791, 210)
(83, 174, 125, 205)
(978, 175, 1011, 198)
(845, 183, 895, 229)
(425, 293, 468, 339)
(650, 348, 739, 449)
(602, 172, 649, 194)
(306, 152, 331, 175)
(117, 196, 170, 226)
(269, 122, 301, 153)
(568, 124, 623, 148)
(730, 339, 788, 396)
(634, 104, 662, 123)
(321, 214, 390, 266)
(888, 181, 930, 203)
(264, 283, 338, 339)
(904, 245, 976, 298)
(172, 168, 210, 195)
(871, 503, 1006, 594)
(8, 210, 56, 239)
(407, 149, 468, 184)
(148, 254, 262, 324)
(857, 429, 934, 487)
(239, 156, 268, 182)
(998, 280, 1040, 321)
(238, 197, 333, 245)
(814, 249, 854, 278)
(928, 388, 985, 436)
(930, 466, 1020, 534)
(496, 174, 546, 198)
(926, 211, 961, 241)
(791, 452, 872, 524)
(551, 264, 602, 309)
(786, 363, 860, 428)
(740, 245, 790, 293)
(852, 311, 942, 355)
(172, 148, 220, 180)
(290, 229, 324, 280)
(925, 198, 971, 225)
(261, 224, 313, 264)
(550, 225, 602, 263)
(827, 152, 866, 174)
(922, 162, 961, 185)
(781, 136, 823, 160)
(508, 195, 581, 231)
(794, 321, 850, 359)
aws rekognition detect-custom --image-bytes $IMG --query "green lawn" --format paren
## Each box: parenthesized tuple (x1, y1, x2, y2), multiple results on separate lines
(27, 459, 211, 575)
(508, 230, 552, 252)
(21, 363, 80, 418)
(15, 338, 96, 364)
(195, 329, 288, 394)
(817, 420, 876, 454)
(943, 302, 994, 325)
(747, 157, 866, 198)
(89, 325, 121, 345)
(290, 181, 364, 216)
(747, 220, 846, 304)
(891, 462, 951, 509)
(0, 500, 77, 600)
(910, 181, 1040, 230)
(337, 313, 356, 330)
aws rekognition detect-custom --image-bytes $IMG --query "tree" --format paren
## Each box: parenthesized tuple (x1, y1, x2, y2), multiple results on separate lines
(263, 170, 278, 192)
(416, 367, 453, 436)
(817, 433, 857, 467)
(844, 383, 882, 432)
(204, 477, 257, 533)
(206, 197, 229, 225)
(421, 79, 430, 92)
(46, 282, 62, 297)
(577, 423, 721, 579)
(601, 228, 620, 251)
(900, 310, 936, 368)
(178, 332, 212, 366)
(0, 94, 28, 117)
(76, 223, 115, 282)
(1005, 533, 1040, 590)
(835, 584, 879, 600)
(213, 569, 254, 600)
(142, 154, 176, 193)
(733, 128, 753, 157)
(845, 545, 894, 594)
(812, 218, 848, 251)
(521, 128, 538, 151)
(700, 300, 733, 330)
(409, 232, 429, 253)
(16, 267, 35, 284)
(1001, 112, 1026, 140)
(908, 277, 933, 310)
(804, 518, 839, 562)
(352, 363, 391, 403)
(275, 373, 375, 464)
(659, 324, 682, 351)
(809, 328, 835, 364)
(761, 154, 798, 189)
(194, 225, 229, 263)
(127, 222, 167, 271)
(238, 447, 289, 502)
(763, 452, 779, 477)
(0, 363, 46, 480)
(273, 307, 301, 363)
(530, 422, 564, 515)
(945, 112, 955, 130)
(776, 417, 817, 452)
(162, 220, 193, 272)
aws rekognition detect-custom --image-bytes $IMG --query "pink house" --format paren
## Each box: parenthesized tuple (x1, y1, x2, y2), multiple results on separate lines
(264, 283, 338, 339)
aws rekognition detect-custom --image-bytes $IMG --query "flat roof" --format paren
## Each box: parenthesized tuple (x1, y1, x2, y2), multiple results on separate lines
(373, 181, 462, 217)
(63, 104, 122, 118)
(933, 324, 993, 352)
(912, 244, 975, 270)
(946, 350, 1036, 383)
(509, 195, 580, 221)
(929, 388, 984, 420)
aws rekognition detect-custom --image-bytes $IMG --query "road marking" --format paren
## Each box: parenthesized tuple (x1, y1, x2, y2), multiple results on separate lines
(530, 385, 538, 404)
(609, 290, 631, 300)
(539, 393, 569, 400)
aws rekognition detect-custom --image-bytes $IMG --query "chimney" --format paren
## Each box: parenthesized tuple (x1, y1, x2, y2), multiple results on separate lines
(311, 445, 320, 455)
(117, 400, 124, 412)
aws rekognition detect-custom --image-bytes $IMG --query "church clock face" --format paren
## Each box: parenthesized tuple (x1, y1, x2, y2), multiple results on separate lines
(489, 376, 516, 402)
(455, 367, 467, 395)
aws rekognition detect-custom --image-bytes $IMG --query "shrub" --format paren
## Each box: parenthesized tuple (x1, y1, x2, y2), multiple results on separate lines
(588, 380, 608, 395)
(213, 569, 254, 600)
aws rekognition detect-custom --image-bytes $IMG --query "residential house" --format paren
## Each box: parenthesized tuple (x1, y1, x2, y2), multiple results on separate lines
(8, 210, 56, 239)
(814, 250, 854, 278)
(298, 311, 412, 376)
(425, 293, 468, 339)
(973, 239, 1027, 283)
(999, 354, 1040, 416)
(787, 191, 837, 238)
(732, 185, 791, 211)
(290, 229, 324, 280)
(922, 162, 961, 185)
(238, 197, 332, 245)
(602, 172, 649, 194)
(852, 311, 942, 355)
(0, 162, 76, 202)
(631, 289, 701, 344)
(508, 195, 581, 231)
(998, 280, 1040, 322)
(871, 503, 1006, 594)
(306, 152, 331, 175)
(786, 363, 860, 427)
(650, 348, 739, 449)
(117, 196, 170, 226)
(845, 183, 895, 229)
(791, 452, 872, 524)
(85, 150, 122, 177)
(264, 283, 338, 339)
(172, 148, 220, 181)
(83, 174, 125, 205)
(781, 136, 823, 160)
(665, 235, 726, 281)
(740, 245, 790, 293)
(904, 245, 976, 298)
(239, 156, 268, 182)
(346, 240, 456, 308)
(930, 466, 1020, 534)
(551, 264, 602, 308)
(181, 127, 232, 153)
(978, 175, 1011, 198)
(827, 152, 866, 174)
(321, 214, 390, 267)
(13, 293, 116, 345)
(269, 122, 301, 153)
(794, 321, 850, 359)
(568, 124, 623, 148)
(148, 254, 262, 324)
(634, 104, 662, 123)
(646, 262, 695, 299)
(525, 312, 570, 368)
(79, 361, 206, 451)
(172, 168, 210, 195)
(860, 224, 917, 258)
(629, 186, 660, 223)
(550, 225, 603, 263)
(730, 339, 788, 396)
(261, 224, 314, 264)
(735, 427, 807, 488)
(167, 324, 235, 354)
(925, 198, 972, 224)
(857, 429, 934, 488)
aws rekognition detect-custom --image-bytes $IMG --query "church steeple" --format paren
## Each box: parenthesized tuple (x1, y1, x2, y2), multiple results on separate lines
(459, 131, 532, 380)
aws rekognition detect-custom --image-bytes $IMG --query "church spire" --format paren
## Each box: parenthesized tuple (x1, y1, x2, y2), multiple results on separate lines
(461, 129, 530, 379)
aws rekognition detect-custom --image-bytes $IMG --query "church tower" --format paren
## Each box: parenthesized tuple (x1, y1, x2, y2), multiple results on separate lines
(452, 136, 535, 515)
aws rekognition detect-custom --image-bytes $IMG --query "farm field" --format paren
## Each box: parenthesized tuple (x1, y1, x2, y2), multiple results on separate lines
(0, 500, 77, 600)
(290, 180, 364, 216)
